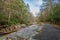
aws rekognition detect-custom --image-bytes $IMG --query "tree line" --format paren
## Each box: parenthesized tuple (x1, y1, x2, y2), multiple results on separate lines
(0, 0, 33, 25)
(38, 0, 60, 25)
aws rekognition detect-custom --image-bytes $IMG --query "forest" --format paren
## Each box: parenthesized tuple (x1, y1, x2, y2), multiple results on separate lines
(0, 0, 60, 40)
(0, 0, 60, 33)
(38, 0, 60, 25)
(0, 0, 34, 34)
(0, 0, 33, 26)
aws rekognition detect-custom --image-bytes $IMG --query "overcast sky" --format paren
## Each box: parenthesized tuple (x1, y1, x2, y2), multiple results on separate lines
(24, 0, 43, 17)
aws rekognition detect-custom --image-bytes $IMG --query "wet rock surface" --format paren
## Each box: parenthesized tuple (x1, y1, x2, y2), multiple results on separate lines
(33, 24, 60, 40)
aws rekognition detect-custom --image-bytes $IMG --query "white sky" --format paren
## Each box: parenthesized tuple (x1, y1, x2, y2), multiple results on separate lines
(24, 0, 43, 17)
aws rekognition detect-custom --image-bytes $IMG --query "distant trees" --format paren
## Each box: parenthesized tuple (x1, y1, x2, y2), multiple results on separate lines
(38, 0, 60, 25)
(0, 0, 33, 25)
(46, 4, 60, 24)
(38, 0, 53, 22)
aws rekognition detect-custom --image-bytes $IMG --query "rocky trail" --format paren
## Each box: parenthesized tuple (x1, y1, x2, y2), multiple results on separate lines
(0, 23, 60, 40)
(0, 24, 43, 40)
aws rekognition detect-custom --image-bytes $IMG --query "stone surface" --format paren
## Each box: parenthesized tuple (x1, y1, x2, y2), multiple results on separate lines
(33, 24, 60, 40)
(0, 24, 42, 40)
